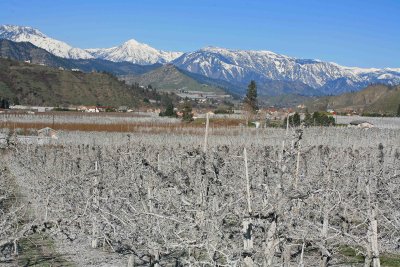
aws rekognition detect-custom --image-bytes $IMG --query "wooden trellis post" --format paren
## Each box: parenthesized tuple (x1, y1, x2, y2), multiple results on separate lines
(203, 113, 209, 153)
(243, 148, 253, 266)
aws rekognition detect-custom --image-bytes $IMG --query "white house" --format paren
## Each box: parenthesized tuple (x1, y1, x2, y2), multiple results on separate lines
(86, 106, 99, 113)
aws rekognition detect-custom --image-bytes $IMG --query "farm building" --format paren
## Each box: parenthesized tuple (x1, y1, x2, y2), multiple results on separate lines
(349, 120, 374, 129)
(118, 106, 128, 112)
(37, 127, 58, 139)
(77, 105, 99, 112)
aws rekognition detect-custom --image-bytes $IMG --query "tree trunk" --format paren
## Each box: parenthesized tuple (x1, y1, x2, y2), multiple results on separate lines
(13, 239, 18, 255)
(281, 243, 291, 267)
(153, 248, 160, 267)
(91, 216, 99, 248)
(263, 219, 277, 267)
(298, 242, 305, 267)
(366, 178, 381, 267)
(243, 219, 254, 251)
(127, 255, 135, 267)
(244, 255, 254, 267)
(369, 208, 381, 267)
(320, 207, 330, 267)
(364, 239, 372, 267)
(243, 218, 254, 266)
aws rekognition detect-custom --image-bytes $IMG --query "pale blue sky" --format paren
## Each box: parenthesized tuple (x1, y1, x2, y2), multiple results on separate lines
(1, 0, 399, 68)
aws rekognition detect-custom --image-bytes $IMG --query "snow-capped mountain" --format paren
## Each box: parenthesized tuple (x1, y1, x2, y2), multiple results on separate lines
(172, 47, 400, 95)
(1, 25, 399, 95)
(0, 25, 182, 65)
(86, 39, 182, 65)
(0, 25, 93, 59)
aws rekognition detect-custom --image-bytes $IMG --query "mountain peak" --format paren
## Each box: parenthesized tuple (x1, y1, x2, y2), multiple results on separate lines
(123, 39, 141, 46)
(0, 24, 93, 59)
(0, 25, 47, 39)
(86, 39, 183, 65)
(200, 46, 224, 51)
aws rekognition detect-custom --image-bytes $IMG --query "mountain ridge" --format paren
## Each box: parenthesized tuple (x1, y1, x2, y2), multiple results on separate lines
(0, 57, 162, 107)
(304, 84, 400, 115)
(1, 24, 400, 96)
(0, 25, 93, 59)
(120, 64, 228, 94)
(0, 39, 161, 75)
(172, 47, 400, 95)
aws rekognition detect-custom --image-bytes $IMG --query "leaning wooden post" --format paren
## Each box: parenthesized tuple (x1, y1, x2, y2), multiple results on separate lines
(243, 148, 254, 266)
(203, 112, 209, 153)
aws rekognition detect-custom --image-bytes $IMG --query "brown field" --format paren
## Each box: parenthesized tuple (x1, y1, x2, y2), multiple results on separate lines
(0, 117, 247, 135)
(2, 110, 150, 117)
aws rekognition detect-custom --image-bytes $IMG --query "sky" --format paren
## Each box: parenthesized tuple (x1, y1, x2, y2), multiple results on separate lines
(1, 0, 399, 68)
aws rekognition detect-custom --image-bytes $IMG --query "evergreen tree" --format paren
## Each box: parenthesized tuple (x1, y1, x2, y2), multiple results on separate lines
(182, 101, 193, 122)
(303, 109, 313, 126)
(311, 111, 335, 126)
(292, 112, 301, 126)
(244, 80, 258, 113)
(164, 101, 176, 117)
(283, 112, 301, 127)
(0, 98, 10, 109)
(397, 104, 400, 117)
(159, 96, 177, 117)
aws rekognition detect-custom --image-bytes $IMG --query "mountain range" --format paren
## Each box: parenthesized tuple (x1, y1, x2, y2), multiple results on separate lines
(0, 39, 160, 75)
(1, 24, 400, 96)
(172, 47, 400, 96)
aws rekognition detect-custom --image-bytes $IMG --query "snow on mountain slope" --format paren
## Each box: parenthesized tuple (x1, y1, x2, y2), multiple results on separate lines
(0, 25, 93, 59)
(86, 39, 183, 65)
(1, 25, 399, 95)
(173, 47, 400, 94)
